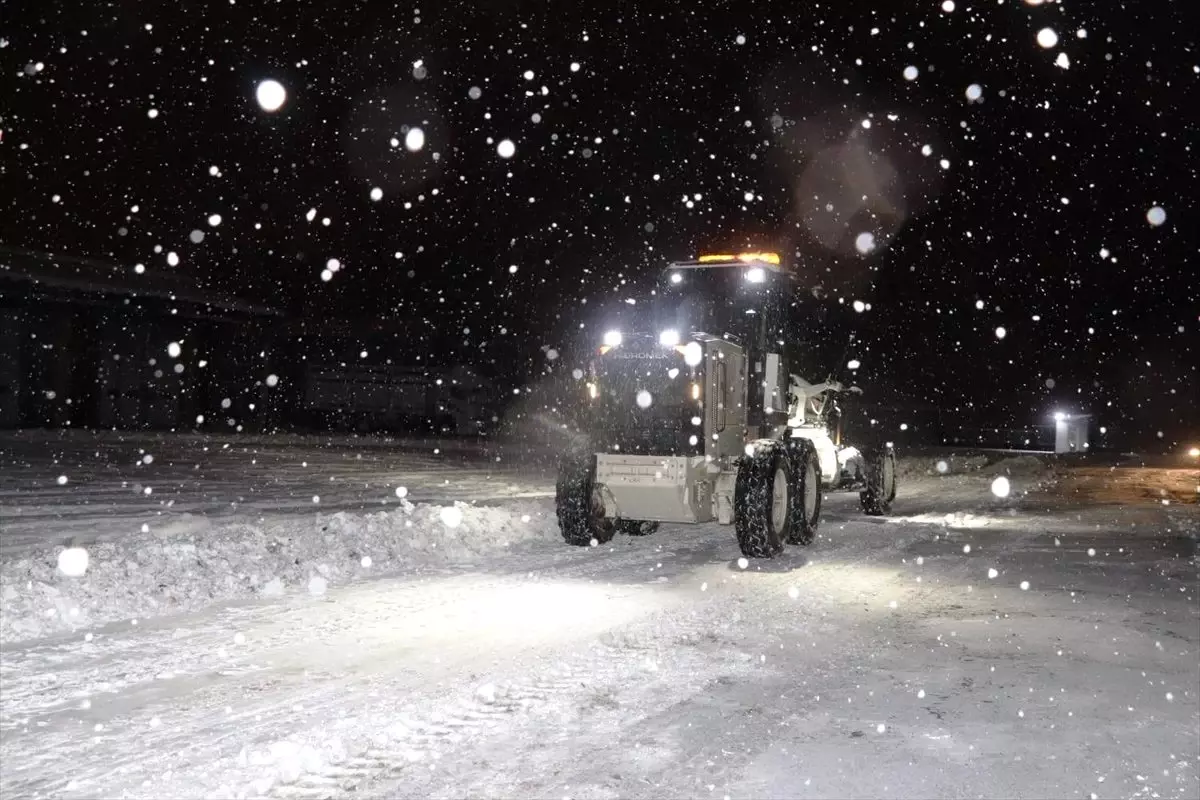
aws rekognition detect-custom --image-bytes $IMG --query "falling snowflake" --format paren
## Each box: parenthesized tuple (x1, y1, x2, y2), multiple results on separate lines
(404, 127, 425, 152)
(496, 139, 516, 158)
(903, 65, 919, 81)
(1146, 206, 1167, 226)
(58, 547, 89, 577)
(440, 506, 464, 527)
(991, 476, 1011, 497)
(1036, 28, 1059, 49)
(255, 79, 287, 111)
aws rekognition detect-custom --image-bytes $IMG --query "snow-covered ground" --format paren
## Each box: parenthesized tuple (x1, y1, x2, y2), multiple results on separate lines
(1, 433, 1197, 799)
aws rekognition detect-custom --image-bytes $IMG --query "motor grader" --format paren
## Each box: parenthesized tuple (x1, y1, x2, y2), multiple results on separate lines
(556, 251, 897, 558)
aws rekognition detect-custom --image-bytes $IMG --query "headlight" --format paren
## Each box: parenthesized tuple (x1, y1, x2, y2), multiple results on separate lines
(683, 341, 703, 366)
(659, 329, 680, 346)
(745, 267, 766, 283)
(669, 272, 683, 284)
(603, 330, 622, 347)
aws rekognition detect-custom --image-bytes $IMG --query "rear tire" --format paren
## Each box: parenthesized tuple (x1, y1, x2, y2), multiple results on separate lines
(784, 439, 822, 545)
(556, 454, 616, 546)
(859, 446, 897, 516)
(734, 444, 794, 558)
(617, 520, 659, 536)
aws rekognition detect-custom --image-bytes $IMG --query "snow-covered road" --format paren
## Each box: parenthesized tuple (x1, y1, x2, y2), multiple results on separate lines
(1, 435, 1197, 799)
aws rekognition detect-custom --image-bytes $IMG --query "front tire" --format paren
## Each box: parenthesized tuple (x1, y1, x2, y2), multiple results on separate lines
(859, 446, 897, 516)
(556, 454, 616, 546)
(734, 444, 795, 558)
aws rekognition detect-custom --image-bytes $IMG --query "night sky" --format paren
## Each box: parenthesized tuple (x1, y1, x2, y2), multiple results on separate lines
(2, 0, 1196, 444)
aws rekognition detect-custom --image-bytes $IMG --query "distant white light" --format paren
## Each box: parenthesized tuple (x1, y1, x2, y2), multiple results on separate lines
(990, 476, 1011, 498)
(497, 139, 516, 159)
(1036, 28, 1059, 49)
(255, 79, 287, 112)
(966, 84, 982, 101)
(167, 341, 182, 358)
(404, 127, 425, 152)
(207, 213, 222, 227)
(845, 359, 861, 371)
(903, 65, 919, 81)
(369, 187, 383, 201)
(636, 390, 653, 409)
(994, 326, 1007, 340)
(852, 300, 866, 313)
(658, 329, 681, 347)
(854, 232, 876, 254)
(1146, 206, 1167, 226)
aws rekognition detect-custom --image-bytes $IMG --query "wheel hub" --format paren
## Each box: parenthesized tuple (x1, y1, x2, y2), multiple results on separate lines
(803, 462, 818, 520)
(771, 464, 789, 533)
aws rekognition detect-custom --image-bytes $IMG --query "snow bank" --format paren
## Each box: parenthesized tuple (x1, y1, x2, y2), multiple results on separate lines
(896, 452, 1053, 479)
(0, 500, 558, 644)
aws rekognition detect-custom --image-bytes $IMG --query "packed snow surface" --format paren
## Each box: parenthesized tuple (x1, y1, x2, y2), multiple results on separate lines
(1, 433, 1196, 799)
